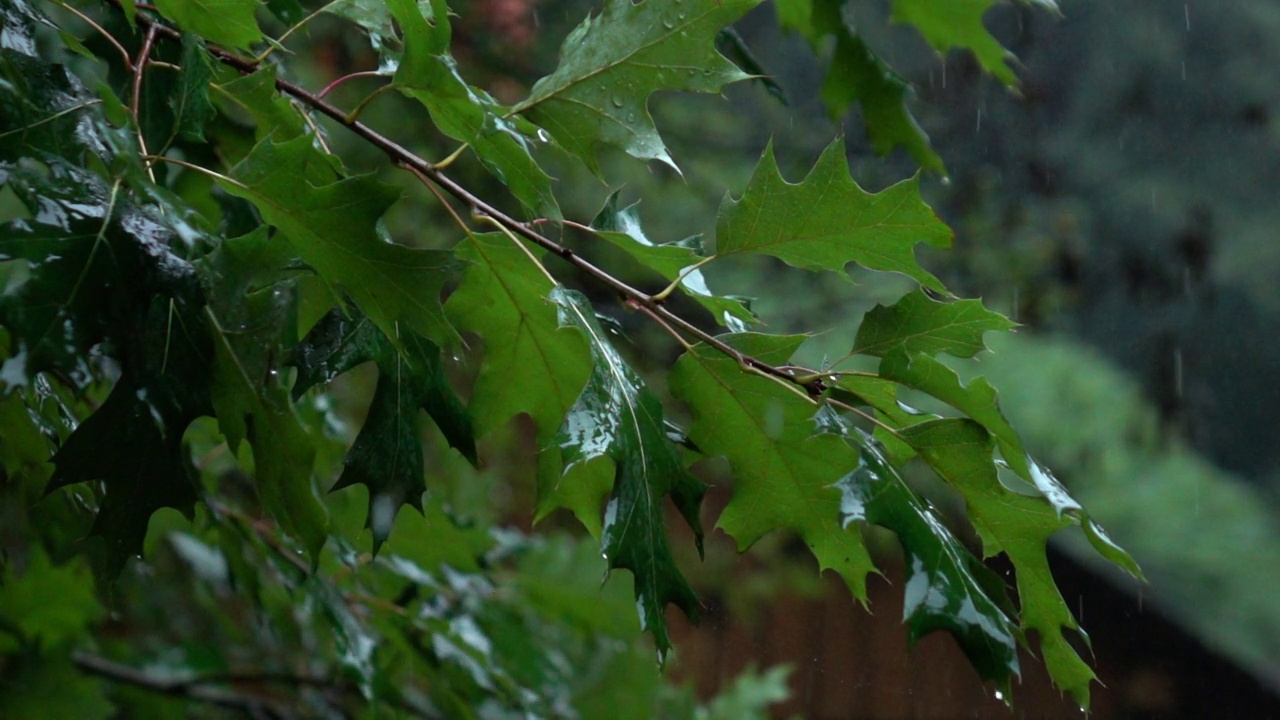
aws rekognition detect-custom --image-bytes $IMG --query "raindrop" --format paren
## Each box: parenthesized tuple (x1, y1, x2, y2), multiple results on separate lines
(1184, 4, 1191, 31)
(662, 17, 674, 29)
(1181, 61, 1187, 81)
(994, 689, 1005, 702)
(610, 96, 624, 108)
(976, 107, 982, 133)
(939, 175, 952, 186)
(536, 128, 552, 143)
(1137, 589, 1144, 613)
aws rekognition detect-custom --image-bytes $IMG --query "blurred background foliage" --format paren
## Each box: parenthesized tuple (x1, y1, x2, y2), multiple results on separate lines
(5, 0, 1280, 715)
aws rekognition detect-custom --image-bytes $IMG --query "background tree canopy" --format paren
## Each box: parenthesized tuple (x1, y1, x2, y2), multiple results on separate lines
(17, 0, 1261, 717)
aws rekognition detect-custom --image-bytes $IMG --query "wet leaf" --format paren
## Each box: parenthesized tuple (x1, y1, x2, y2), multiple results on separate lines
(670, 333, 876, 599)
(214, 66, 308, 142)
(200, 228, 330, 561)
(715, 139, 952, 292)
(515, 0, 760, 174)
(388, 0, 559, 219)
(853, 290, 1015, 359)
(834, 431, 1020, 692)
(901, 418, 1095, 706)
(291, 307, 476, 551)
(1, 158, 212, 577)
(153, 0, 263, 50)
(169, 34, 217, 142)
(443, 234, 591, 439)
(892, 0, 1017, 86)
(776, 0, 945, 173)
(589, 192, 754, 325)
(222, 134, 462, 347)
(548, 288, 704, 661)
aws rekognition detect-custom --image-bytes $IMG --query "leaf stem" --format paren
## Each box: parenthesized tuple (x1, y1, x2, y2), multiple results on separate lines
(143, 155, 248, 189)
(474, 213, 558, 286)
(318, 69, 385, 99)
(651, 255, 717, 303)
(53, 2, 132, 69)
(434, 143, 469, 170)
(343, 84, 393, 124)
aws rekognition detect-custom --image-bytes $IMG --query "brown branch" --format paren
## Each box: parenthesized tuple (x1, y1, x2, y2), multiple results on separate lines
(123, 6, 851, 409)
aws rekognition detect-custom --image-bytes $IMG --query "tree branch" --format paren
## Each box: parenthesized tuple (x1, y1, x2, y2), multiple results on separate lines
(125, 6, 840, 404)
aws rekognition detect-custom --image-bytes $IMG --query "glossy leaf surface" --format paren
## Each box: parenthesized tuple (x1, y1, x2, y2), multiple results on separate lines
(548, 289, 705, 661)
(834, 433, 1020, 692)
(670, 334, 876, 599)
(589, 192, 754, 325)
(388, 0, 559, 218)
(222, 135, 461, 347)
(516, 0, 760, 173)
(291, 307, 476, 550)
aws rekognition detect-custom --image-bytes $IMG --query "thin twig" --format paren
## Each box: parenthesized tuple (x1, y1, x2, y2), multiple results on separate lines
(131, 25, 159, 184)
(71, 652, 291, 716)
(123, 7, 879, 420)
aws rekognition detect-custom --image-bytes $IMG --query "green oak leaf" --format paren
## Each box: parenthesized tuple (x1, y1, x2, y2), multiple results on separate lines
(214, 66, 308, 142)
(290, 307, 476, 551)
(776, 0, 945, 174)
(200, 228, 330, 561)
(221, 134, 461, 348)
(1, 158, 212, 577)
(853, 290, 1016, 359)
(880, 350, 1038, 481)
(388, 0, 559, 219)
(443, 234, 591, 440)
(892, 0, 1017, 86)
(548, 288, 704, 662)
(514, 0, 759, 174)
(589, 191, 754, 325)
(669, 333, 876, 600)
(0, 548, 102, 653)
(169, 34, 217, 142)
(830, 374, 935, 464)
(0, 649, 112, 720)
(153, 0, 263, 50)
(901, 419, 1102, 706)
(715, 138, 952, 292)
(834, 430, 1020, 692)
(880, 350, 1142, 579)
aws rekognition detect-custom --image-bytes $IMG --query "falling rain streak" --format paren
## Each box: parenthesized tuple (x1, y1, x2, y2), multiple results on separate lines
(1173, 348, 1184, 399)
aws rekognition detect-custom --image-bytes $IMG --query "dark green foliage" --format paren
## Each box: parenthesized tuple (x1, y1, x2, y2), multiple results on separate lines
(0, 0, 1139, 714)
